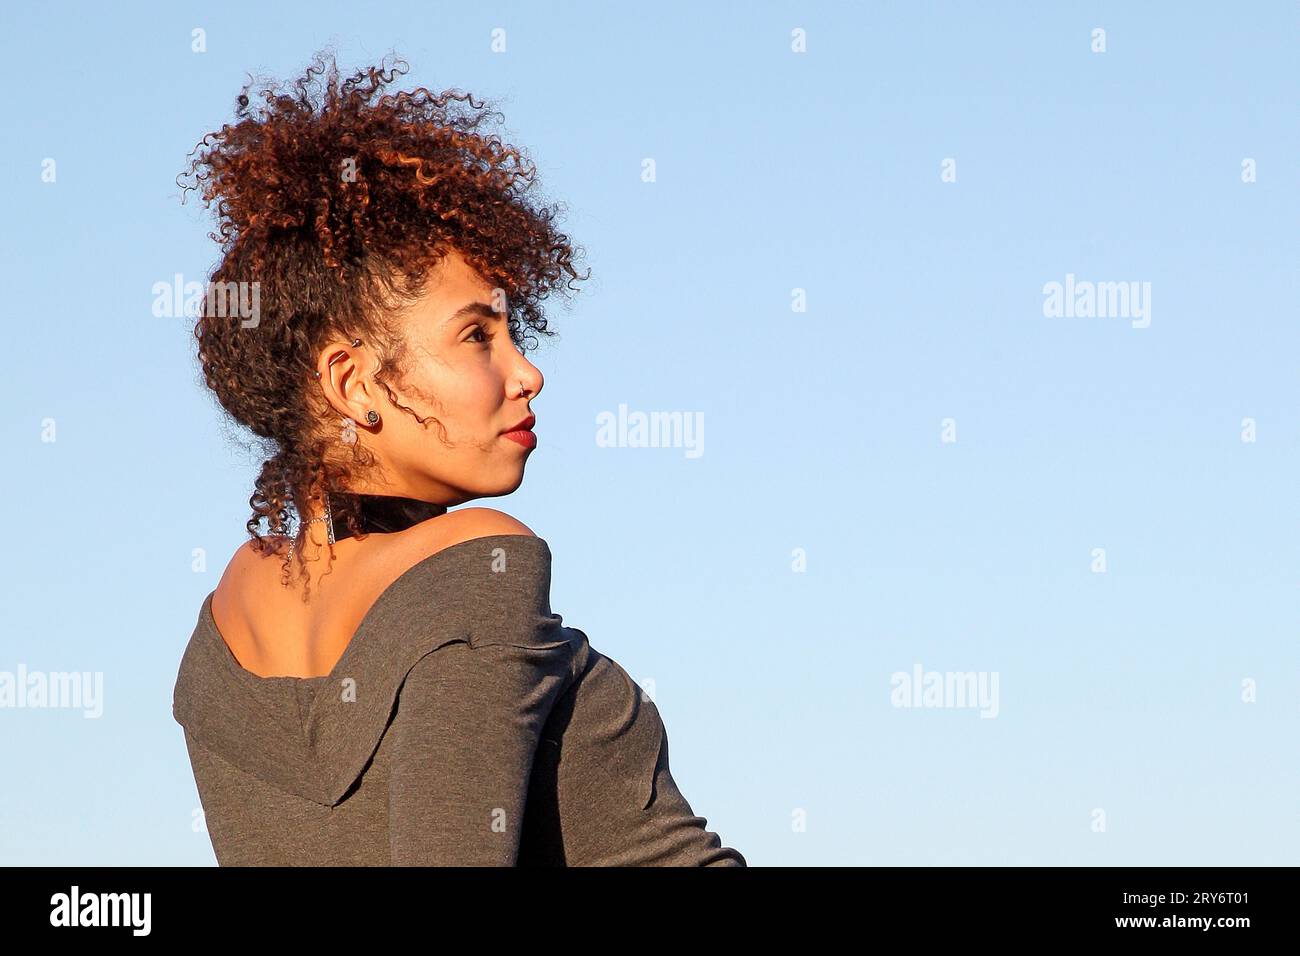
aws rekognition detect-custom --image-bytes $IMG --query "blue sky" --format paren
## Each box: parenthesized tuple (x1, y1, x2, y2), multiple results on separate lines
(1, 1, 1296, 865)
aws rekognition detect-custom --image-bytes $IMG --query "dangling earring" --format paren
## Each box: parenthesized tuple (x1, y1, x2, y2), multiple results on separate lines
(288, 491, 336, 562)
(340, 416, 358, 445)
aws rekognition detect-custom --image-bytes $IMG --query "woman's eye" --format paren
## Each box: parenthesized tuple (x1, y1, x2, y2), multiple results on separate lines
(468, 324, 491, 345)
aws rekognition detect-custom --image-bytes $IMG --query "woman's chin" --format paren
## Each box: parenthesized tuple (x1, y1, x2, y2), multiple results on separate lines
(480, 463, 527, 497)
(500, 467, 527, 495)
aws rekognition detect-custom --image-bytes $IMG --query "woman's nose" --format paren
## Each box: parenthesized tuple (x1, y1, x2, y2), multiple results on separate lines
(513, 359, 543, 397)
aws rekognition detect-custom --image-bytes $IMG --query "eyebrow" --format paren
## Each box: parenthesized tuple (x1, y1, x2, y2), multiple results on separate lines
(444, 301, 506, 327)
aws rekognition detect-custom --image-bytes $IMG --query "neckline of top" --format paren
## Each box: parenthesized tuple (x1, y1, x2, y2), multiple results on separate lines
(198, 532, 548, 687)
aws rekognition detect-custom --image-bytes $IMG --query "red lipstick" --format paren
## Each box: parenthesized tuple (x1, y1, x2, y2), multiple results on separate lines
(502, 414, 537, 449)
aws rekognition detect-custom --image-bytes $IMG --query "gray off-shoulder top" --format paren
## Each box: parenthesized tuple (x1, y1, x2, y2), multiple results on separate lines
(171, 533, 746, 866)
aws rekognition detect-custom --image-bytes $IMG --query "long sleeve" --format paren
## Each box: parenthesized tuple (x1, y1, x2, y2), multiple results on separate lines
(386, 636, 575, 865)
(377, 533, 745, 867)
(520, 643, 748, 867)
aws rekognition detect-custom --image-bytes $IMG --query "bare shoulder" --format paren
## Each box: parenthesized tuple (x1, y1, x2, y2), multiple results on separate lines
(406, 507, 537, 560)
(222, 536, 288, 580)
(373, 507, 538, 585)
(210, 537, 285, 622)
(212, 538, 257, 587)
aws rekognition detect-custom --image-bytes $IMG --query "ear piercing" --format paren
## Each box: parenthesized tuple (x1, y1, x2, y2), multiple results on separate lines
(311, 338, 380, 428)
(313, 338, 363, 380)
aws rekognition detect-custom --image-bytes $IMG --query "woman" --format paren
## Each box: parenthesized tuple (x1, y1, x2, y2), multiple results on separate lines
(170, 52, 746, 866)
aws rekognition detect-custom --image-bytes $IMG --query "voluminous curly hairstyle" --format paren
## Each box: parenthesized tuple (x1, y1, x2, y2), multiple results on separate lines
(177, 50, 588, 594)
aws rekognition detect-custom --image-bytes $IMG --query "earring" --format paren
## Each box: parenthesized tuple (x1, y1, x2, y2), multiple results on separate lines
(365, 410, 380, 425)
(312, 338, 363, 380)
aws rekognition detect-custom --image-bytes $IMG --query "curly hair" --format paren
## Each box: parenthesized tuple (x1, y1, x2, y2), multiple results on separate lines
(177, 49, 588, 597)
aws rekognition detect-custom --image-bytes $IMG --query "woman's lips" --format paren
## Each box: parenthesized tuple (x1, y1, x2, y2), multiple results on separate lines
(503, 428, 537, 449)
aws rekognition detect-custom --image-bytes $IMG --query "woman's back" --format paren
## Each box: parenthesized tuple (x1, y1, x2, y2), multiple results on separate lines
(207, 508, 533, 680)
(173, 514, 746, 866)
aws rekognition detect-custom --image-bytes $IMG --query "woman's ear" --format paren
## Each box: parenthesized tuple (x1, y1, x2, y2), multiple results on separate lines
(314, 339, 377, 424)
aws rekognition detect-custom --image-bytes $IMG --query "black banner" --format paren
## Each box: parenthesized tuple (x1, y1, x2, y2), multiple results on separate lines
(1, 866, 1279, 940)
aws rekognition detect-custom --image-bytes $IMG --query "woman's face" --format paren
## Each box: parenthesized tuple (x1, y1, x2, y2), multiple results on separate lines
(315, 248, 544, 506)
